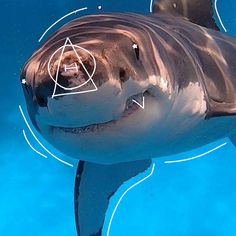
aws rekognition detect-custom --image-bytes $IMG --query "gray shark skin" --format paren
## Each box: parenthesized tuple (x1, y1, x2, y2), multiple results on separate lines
(20, 0, 236, 235)
(153, 0, 220, 30)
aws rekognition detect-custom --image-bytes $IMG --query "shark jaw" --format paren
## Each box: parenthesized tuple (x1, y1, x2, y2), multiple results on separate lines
(32, 82, 217, 165)
(50, 91, 150, 134)
(32, 91, 168, 164)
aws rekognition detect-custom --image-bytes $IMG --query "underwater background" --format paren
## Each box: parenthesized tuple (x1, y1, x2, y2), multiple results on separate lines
(1, 0, 236, 235)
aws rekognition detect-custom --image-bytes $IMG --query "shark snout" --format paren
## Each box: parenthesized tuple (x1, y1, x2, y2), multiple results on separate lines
(22, 74, 129, 128)
(21, 45, 149, 130)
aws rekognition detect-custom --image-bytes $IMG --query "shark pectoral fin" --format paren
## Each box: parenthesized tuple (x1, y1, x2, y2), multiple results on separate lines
(230, 136, 236, 148)
(74, 159, 152, 236)
(152, 0, 220, 31)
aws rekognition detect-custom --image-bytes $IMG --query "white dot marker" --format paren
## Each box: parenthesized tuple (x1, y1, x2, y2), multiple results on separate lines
(98, 6, 102, 10)
(132, 43, 138, 49)
(22, 79, 26, 84)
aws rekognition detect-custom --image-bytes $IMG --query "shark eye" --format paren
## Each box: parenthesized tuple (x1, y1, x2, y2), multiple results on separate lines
(132, 43, 140, 60)
(21, 77, 30, 94)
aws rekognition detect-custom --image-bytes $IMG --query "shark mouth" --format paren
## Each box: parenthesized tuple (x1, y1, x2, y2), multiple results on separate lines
(53, 91, 150, 134)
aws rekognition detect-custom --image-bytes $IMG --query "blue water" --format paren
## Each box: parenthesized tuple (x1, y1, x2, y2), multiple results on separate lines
(1, 0, 236, 235)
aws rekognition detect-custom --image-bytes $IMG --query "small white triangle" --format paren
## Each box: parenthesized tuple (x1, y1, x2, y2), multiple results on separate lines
(132, 95, 145, 109)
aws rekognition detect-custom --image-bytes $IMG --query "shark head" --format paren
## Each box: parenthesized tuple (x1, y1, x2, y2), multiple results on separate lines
(20, 13, 208, 164)
(19, 2, 236, 235)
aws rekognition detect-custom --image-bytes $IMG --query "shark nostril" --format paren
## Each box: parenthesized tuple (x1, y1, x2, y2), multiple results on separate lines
(119, 68, 129, 83)
(33, 80, 56, 108)
(34, 86, 49, 107)
(35, 95, 48, 107)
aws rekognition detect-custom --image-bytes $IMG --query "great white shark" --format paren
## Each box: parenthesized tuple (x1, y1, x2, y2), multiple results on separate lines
(20, 0, 236, 235)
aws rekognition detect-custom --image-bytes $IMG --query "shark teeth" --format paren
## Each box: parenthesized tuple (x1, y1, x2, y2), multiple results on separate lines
(57, 122, 110, 134)
(54, 91, 150, 134)
(123, 93, 143, 116)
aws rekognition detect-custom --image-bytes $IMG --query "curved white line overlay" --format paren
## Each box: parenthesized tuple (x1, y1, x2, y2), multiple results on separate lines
(38, 7, 88, 42)
(19, 105, 73, 167)
(106, 163, 155, 236)
(150, 0, 227, 32)
(150, 0, 154, 13)
(165, 142, 227, 164)
(215, 0, 227, 32)
(23, 130, 48, 159)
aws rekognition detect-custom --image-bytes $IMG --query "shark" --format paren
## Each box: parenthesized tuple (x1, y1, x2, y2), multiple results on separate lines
(20, 0, 236, 235)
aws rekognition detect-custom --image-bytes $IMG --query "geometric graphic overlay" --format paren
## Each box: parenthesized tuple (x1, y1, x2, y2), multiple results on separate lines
(38, 7, 88, 42)
(21, 78, 26, 84)
(47, 37, 97, 98)
(106, 163, 155, 236)
(132, 95, 145, 109)
(19, 105, 74, 167)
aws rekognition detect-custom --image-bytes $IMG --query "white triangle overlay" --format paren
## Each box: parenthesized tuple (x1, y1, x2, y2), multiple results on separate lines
(47, 37, 98, 98)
